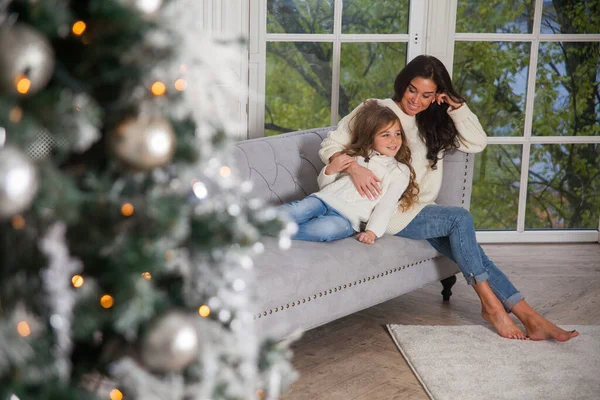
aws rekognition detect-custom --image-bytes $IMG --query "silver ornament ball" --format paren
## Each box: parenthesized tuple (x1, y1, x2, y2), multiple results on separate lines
(0, 23, 55, 96)
(120, 0, 163, 13)
(0, 146, 39, 218)
(140, 311, 199, 373)
(109, 117, 176, 171)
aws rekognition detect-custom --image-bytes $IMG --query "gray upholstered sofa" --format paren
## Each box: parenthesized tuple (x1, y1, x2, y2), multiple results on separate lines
(232, 127, 474, 340)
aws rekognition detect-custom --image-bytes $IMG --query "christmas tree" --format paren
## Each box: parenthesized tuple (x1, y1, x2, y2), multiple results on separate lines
(0, 0, 296, 399)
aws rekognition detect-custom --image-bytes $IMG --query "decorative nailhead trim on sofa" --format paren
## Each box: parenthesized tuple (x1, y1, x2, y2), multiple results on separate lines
(462, 155, 469, 205)
(254, 256, 442, 320)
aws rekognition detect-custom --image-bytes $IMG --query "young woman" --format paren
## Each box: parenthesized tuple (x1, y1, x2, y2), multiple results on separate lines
(278, 101, 419, 244)
(319, 55, 578, 342)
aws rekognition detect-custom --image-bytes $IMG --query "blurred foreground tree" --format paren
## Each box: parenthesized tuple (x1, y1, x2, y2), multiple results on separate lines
(0, 0, 295, 399)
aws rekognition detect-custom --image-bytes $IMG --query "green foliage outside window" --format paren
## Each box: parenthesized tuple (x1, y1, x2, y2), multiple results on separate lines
(455, 0, 599, 230)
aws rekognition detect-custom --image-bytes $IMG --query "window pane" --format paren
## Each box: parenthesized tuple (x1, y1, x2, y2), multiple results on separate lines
(526, 144, 600, 229)
(456, 0, 534, 33)
(541, 0, 600, 34)
(339, 43, 406, 117)
(267, 0, 334, 34)
(265, 42, 332, 136)
(453, 42, 530, 137)
(342, 0, 409, 34)
(471, 145, 522, 230)
(533, 42, 600, 136)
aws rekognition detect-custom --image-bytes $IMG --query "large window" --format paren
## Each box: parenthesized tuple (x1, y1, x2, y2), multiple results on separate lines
(249, 0, 425, 137)
(453, 0, 599, 241)
(248, 0, 600, 242)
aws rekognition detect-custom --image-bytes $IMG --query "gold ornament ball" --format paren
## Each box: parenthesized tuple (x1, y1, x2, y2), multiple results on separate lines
(109, 117, 176, 170)
(0, 23, 55, 96)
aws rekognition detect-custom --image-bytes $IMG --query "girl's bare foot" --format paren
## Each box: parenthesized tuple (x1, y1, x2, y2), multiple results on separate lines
(523, 316, 579, 342)
(482, 308, 527, 340)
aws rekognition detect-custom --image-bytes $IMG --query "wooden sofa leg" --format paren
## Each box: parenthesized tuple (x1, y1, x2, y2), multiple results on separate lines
(441, 275, 457, 302)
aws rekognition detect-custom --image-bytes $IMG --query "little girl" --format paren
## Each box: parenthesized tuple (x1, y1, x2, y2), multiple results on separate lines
(277, 100, 419, 244)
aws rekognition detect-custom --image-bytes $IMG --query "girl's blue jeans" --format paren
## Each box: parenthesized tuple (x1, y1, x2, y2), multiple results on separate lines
(396, 205, 524, 312)
(277, 195, 355, 242)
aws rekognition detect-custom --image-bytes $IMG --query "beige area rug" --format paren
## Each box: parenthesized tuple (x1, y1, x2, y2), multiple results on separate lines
(387, 325, 600, 400)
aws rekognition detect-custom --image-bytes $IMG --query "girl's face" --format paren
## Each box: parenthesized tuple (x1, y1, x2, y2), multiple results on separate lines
(399, 77, 437, 116)
(373, 120, 402, 157)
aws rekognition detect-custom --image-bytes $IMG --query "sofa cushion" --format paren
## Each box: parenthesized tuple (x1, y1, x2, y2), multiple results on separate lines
(253, 234, 441, 316)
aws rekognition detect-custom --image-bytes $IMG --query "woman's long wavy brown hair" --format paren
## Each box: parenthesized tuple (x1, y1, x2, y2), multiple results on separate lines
(343, 100, 419, 211)
(392, 55, 465, 170)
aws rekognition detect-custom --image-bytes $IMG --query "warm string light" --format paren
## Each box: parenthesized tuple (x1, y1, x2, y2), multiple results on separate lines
(11, 215, 25, 230)
(100, 294, 114, 309)
(121, 202, 134, 216)
(141, 272, 152, 280)
(109, 389, 123, 400)
(14, 74, 31, 94)
(219, 166, 232, 177)
(9, 107, 23, 123)
(71, 275, 84, 288)
(17, 321, 31, 337)
(198, 305, 210, 317)
(151, 81, 166, 96)
(174, 78, 187, 91)
(72, 21, 86, 36)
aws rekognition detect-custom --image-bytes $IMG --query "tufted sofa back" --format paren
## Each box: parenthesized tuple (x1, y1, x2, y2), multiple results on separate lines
(232, 127, 474, 209)
(232, 127, 330, 205)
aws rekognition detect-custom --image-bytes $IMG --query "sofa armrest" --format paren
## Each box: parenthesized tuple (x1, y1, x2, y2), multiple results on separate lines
(436, 150, 475, 210)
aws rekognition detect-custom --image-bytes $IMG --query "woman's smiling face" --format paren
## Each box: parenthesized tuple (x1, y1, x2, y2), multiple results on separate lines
(398, 77, 437, 116)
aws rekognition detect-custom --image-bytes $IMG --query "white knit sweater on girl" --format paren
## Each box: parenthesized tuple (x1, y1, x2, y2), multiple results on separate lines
(319, 98, 488, 235)
(314, 153, 410, 238)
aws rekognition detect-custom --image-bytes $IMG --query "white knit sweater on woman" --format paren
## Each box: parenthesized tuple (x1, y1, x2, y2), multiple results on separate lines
(319, 98, 488, 235)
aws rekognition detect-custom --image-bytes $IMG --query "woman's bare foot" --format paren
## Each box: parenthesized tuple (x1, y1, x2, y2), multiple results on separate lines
(523, 315, 579, 342)
(482, 308, 527, 340)
(473, 281, 526, 339)
(511, 300, 579, 342)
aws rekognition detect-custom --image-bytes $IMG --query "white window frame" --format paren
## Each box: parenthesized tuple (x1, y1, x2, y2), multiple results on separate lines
(248, 0, 426, 139)
(247, 0, 600, 243)
(429, 0, 600, 243)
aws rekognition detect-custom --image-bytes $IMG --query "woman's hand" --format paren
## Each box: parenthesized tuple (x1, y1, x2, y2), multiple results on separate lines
(436, 92, 463, 110)
(325, 154, 354, 175)
(357, 230, 376, 244)
(346, 162, 382, 200)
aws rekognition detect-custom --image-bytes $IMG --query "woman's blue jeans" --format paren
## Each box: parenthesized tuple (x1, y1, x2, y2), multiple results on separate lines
(396, 205, 524, 312)
(277, 195, 355, 242)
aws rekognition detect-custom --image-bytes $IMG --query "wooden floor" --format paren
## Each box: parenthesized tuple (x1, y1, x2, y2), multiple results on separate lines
(282, 243, 600, 400)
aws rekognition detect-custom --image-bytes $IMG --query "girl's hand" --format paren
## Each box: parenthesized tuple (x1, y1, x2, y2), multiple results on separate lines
(436, 92, 463, 110)
(346, 162, 382, 200)
(357, 230, 376, 244)
(325, 154, 354, 175)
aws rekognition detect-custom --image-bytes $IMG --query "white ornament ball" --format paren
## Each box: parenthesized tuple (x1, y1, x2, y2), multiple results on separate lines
(140, 311, 199, 373)
(109, 117, 176, 171)
(0, 146, 39, 218)
(0, 23, 55, 96)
